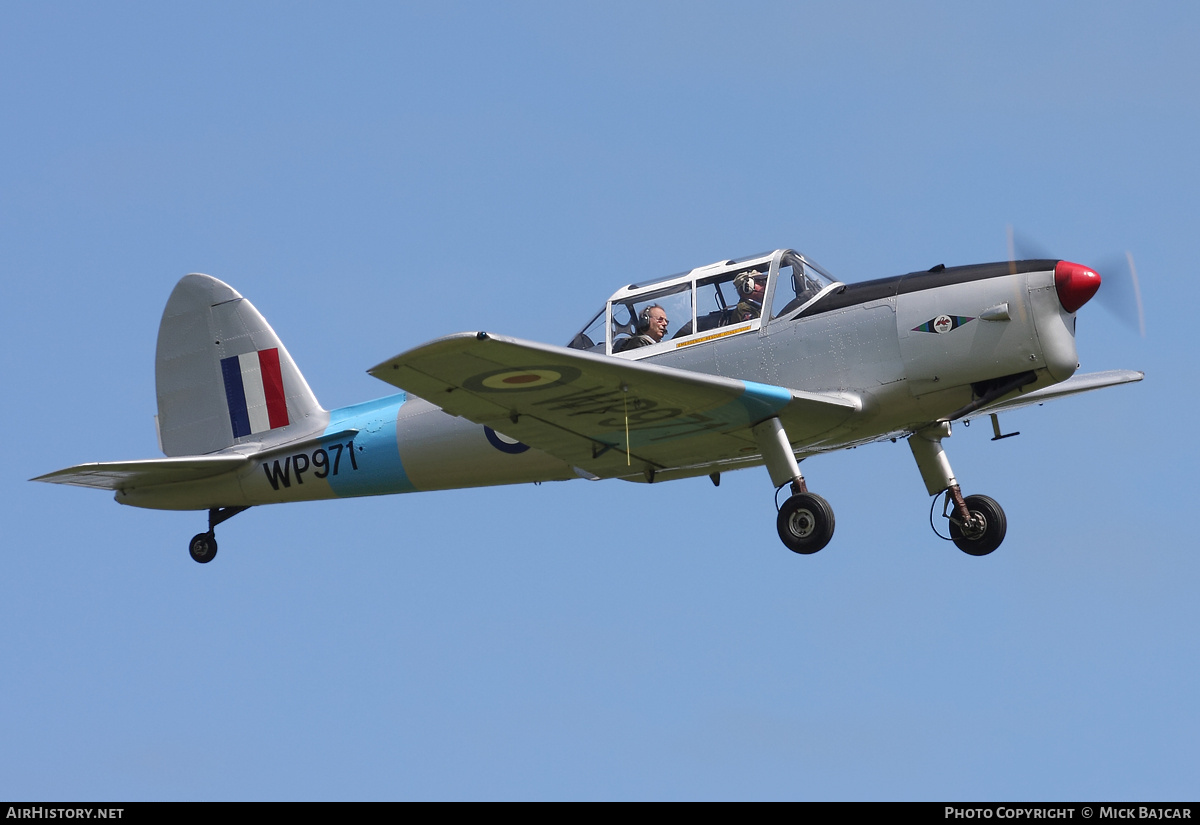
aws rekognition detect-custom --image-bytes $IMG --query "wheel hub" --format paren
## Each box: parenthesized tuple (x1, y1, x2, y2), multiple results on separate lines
(961, 511, 987, 539)
(787, 508, 816, 538)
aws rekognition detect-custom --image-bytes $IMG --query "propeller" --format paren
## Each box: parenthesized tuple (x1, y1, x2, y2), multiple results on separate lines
(1006, 225, 1145, 337)
(1093, 251, 1145, 337)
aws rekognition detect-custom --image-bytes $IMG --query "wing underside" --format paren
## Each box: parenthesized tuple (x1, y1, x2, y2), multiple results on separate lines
(369, 332, 860, 478)
(974, 369, 1144, 417)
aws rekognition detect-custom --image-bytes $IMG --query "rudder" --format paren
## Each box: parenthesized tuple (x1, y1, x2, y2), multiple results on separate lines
(155, 273, 327, 456)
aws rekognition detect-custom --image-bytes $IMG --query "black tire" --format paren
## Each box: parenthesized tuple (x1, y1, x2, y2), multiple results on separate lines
(189, 532, 218, 564)
(949, 494, 1006, 556)
(777, 493, 835, 555)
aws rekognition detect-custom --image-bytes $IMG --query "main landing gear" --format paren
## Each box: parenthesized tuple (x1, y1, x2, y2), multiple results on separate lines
(910, 422, 1006, 556)
(188, 506, 250, 564)
(754, 418, 836, 555)
(755, 416, 1007, 558)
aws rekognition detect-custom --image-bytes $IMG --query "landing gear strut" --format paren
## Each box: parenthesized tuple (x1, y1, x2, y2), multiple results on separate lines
(754, 417, 836, 554)
(909, 422, 1007, 556)
(188, 506, 250, 564)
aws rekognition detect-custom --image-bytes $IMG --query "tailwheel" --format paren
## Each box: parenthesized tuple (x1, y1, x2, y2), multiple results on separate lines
(777, 492, 835, 555)
(187, 506, 249, 564)
(189, 532, 218, 564)
(948, 494, 1006, 556)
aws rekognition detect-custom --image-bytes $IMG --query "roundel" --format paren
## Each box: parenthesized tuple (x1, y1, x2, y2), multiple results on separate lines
(463, 365, 581, 393)
(482, 369, 562, 389)
(933, 314, 954, 334)
(484, 426, 530, 454)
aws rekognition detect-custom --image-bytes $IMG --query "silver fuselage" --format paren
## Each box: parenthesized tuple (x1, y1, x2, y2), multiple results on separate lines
(118, 256, 1076, 511)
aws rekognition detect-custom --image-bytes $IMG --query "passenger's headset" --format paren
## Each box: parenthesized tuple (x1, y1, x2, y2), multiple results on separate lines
(736, 270, 762, 297)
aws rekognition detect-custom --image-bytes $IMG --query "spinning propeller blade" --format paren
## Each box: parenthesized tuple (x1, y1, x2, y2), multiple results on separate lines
(1092, 251, 1146, 338)
(1006, 226, 1145, 337)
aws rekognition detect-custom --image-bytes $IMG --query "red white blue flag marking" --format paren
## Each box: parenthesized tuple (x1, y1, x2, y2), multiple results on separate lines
(221, 348, 289, 438)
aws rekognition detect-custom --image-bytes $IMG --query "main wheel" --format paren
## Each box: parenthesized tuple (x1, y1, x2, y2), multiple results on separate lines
(949, 494, 1006, 556)
(189, 532, 218, 564)
(777, 493, 835, 555)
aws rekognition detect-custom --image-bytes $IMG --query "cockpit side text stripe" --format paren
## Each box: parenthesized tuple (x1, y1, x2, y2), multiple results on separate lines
(674, 324, 752, 349)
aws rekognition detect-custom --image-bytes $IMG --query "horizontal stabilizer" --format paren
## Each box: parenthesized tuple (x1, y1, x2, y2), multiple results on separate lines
(368, 332, 859, 477)
(31, 455, 249, 491)
(976, 369, 1144, 416)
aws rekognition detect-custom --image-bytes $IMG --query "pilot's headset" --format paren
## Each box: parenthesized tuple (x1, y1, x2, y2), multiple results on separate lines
(734, 270, 763, 297)
(637, 305, 654, 331)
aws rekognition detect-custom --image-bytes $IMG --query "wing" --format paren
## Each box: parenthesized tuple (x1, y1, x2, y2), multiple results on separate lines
(369, 332, 860, 479)
(975, 369, 1144, 417)
(31, 455, 250, 491)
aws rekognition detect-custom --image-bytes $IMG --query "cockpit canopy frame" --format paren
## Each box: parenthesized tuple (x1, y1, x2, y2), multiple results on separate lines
(568, 249, 840, 357)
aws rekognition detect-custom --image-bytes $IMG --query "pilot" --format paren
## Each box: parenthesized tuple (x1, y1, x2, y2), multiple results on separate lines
(733, 270, 767, 322)
(619, 304, 669, 351)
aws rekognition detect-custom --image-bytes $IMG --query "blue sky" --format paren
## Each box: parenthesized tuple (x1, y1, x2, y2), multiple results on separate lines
(3, 1, 1196, 800)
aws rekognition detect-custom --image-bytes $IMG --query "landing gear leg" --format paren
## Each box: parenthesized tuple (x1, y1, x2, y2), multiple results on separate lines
(187, 506, 250, 564)
(908, 422, 1006, 556)
(754, 417, 835, 554)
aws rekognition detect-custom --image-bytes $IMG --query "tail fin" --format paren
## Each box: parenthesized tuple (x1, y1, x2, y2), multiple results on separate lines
(155, 273, 327, 456)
